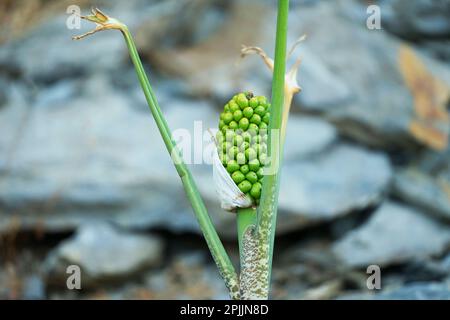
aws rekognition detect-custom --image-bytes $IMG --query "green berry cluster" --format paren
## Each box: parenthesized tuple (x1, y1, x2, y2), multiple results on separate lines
(217, 92, 271, 205)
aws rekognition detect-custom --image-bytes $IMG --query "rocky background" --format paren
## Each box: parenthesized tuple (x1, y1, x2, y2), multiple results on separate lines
(1, 0, 450, 300)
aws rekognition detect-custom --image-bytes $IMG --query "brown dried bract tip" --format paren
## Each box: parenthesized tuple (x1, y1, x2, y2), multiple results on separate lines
(72, 8, 126, 40)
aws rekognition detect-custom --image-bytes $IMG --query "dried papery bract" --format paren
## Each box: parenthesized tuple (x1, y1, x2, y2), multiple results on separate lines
(241, 35, 304, 142)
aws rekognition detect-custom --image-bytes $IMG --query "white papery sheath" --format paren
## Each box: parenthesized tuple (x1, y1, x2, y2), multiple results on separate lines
(212, 146, 252, 211)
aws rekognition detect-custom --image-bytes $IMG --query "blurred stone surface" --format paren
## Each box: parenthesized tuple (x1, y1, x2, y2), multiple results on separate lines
(333, 202, 450, 268)
(144, 2, 272, 101)
(393, 169, 450, 221)
(378, 0, 450, 40)
(374, 282, 450, 300)
(44, 223, 163, 283)
(288, 1, 450, 150)
(339, 281, 450, 300)
(0, 18, 125, 83)
(22, 275, 46, 300)
(279, 144, 391, 220)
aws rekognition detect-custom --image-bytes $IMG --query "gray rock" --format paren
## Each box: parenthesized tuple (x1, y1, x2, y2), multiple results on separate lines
(441, 252, 450, 270)
(283, 116, 337, 161)
(45, 223, 163, 282)
(333, 202, 450, 268)
(338, 282, 450, 300)
(279, 144, 391, 220)
(421, 40, 450, 62)
(287, 2, 450, 149)
(0, 18, 125, 83)
(374, 282, 450, 300)
(379, 0, 450, 40)
(393, 169, 450, 221)
(0, 0, 183, 83)
(22, 275, 46, 300)
(294, 46, 353, 110)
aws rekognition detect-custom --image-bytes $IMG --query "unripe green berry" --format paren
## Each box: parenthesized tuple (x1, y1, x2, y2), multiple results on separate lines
(248, 158, 260, 171)
(219, 153, 227, 166)
(254, 105, 265, 116)
(249, 97, 259, 108)
(240, 164, 250, 175)
(233, 135, 243, 146)
(250, 182, 262, 198)
(252, 135, 261, 144)
(240, 141, 250, 151)
(256, 168, 264, 179)
(229, 121, 238, 130)
(233, 110, 243, 122)
(243, 107, 253, 118)
(221, 125, 229, 133)
(236, 94, 249, 109)
(245, 148, 257, 161)
(232, 171, 245, 184)
(242, 131, 252, 142)
(262, 134, 268, 142)
(236, 152, 246, 164)
(254, 143, 264, 155)
(246, 171, 258, 184)
(228, 146, 239, 159)
(250, 114, 261, 125)
(257, 96, 267, 107)
(238, 117, 249, 130)
(225, 130, 235, 141)
(222, 141, 232, 151)
(229, 102, 240, 113)
(219, 120, 225, 130)
(248, 123, 259, 135)
(216, 131, 224, 142)
(259, 122, 268, 130)
(263, 113, 270, 124)
(227, 160, 240, 173)
(223, 112, 233, 124)
(259, 153, 268, 165)
(224, 104, 230, 112)
(238, 180, 252, 193)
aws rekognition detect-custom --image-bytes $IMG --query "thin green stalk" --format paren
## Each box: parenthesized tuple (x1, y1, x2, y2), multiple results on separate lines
(73, 8, 240, 299)
(256, 0, 289, 296)
(122, 26, 241, 300)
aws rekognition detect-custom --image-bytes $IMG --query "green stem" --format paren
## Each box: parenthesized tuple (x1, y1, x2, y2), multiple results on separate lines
(237, 207, 257, 260)
(120, 27, 240, 299)
(256, 0, 289, 297)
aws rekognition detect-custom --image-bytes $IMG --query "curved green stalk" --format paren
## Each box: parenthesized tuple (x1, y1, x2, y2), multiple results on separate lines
(73, 8, 239, 299)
